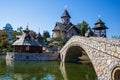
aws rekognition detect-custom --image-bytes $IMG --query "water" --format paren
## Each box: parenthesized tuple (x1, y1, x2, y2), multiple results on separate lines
(0, 56, 97, 80)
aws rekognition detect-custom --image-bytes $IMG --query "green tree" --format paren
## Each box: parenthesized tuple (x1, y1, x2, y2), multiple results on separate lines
(56, 32, 63, 39)
(17, 26, 23, 32)
(0, 30, 8, 41)
(0, 30, 14, 53)
(77, 21, 88, 36)
(1, 39, 9, 48)
(42, 31, 50, 39)
(10, 31, 22, 41)
(112, 35, 120, 39)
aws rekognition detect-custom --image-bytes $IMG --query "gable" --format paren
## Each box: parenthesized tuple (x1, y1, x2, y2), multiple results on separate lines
(52, 22, 66, 31)
(66, 26, 79, 33)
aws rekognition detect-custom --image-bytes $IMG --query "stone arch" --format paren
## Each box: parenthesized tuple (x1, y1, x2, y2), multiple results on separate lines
(62, 42, 91, 62)
(60, 42, 98, 77)
(65, 45, 89, 62)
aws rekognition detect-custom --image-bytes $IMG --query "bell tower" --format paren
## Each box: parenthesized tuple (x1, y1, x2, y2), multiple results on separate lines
(61, 9, 71, 24)
(93, 17, 108, 37)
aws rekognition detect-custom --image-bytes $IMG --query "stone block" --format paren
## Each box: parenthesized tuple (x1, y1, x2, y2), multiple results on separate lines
(116, 46, 120, 53)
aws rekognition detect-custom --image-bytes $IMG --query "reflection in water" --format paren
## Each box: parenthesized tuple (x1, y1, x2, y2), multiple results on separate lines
(60, 62, 68, 80)
(6, 60, 63, 80)
(60, 62, 97, 80)
(0, 56, 96, 80)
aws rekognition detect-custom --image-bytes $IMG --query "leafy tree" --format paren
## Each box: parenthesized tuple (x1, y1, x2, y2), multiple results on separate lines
(0, 30, 22, 53)
(10, 31, 22, 41)
(77, 21, 89, 36)
(42, 31, 50, 39)
(56, 32, 63, 39)
(0, 30, 8, 41)
(112, 35, 120, 39)
(3, 23, 13, 33)
(1, 39, 9, 48)
(0, 30, 11, 53)
(2, 48, 7, 54)
(58, 40, 66, 47)
(17, 26, 23, 32)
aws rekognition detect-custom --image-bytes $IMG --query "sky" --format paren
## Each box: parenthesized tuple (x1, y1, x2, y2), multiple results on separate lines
(0, 0, 120, 38)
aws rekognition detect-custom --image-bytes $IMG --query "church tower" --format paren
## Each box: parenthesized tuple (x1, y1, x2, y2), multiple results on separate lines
(61, 9, 71, 24)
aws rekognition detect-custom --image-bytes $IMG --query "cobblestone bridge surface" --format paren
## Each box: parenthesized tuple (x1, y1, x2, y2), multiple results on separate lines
(60, 36, 120, 80)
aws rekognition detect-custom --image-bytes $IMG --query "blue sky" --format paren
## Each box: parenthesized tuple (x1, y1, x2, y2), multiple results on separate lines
(0, 0, 120, 38)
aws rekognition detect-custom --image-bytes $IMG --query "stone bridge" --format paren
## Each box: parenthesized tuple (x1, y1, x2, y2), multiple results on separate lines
(60, 36, 120, 80)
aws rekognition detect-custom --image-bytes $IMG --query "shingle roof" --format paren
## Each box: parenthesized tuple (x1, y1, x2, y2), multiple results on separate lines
(66, 25, 80, 33)
(13, 28, 41, 46)
(52, 22, 80, 34)
(61, 9, 71, 18)
(52, 22, 66, 31)
(95, 18, 104, 24)
(13, 33, 41, 46)
(65, 22, 73, 30)
(93, 18, 108, 30)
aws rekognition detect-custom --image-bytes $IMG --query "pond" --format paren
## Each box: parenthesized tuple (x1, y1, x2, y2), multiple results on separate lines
(0, 56, 97, 80)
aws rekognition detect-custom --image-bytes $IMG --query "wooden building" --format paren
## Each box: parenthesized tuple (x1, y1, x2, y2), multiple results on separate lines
(12, 27, 42, 53)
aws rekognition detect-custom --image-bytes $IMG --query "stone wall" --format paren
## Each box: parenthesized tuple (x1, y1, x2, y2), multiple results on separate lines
(6, 52, 59, 61)
(60, 36, 120, 80)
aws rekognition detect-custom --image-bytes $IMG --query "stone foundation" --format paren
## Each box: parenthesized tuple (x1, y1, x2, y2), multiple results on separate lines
(6, 52, 59, 61)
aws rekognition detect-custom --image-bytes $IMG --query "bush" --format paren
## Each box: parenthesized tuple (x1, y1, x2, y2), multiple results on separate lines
(58, 40, 66, 46)
(2, 48, 7, 54)
(7, 46, 14, 52)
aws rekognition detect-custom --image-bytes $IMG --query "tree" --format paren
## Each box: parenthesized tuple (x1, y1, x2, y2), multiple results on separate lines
(3, 23, 13, 34)
(42, 31, 50, 39)
(56, 31, 63, 39)
(17, 26, 23, 32)
(1, 39, 9, 48)
(0, 30, 8, 47)
(112, 35, 120, 39)
(0, 30, 14, 53)
(0, 30, 8, 41)
(77, 21, 89, 36)
(10, 31, 22, 41)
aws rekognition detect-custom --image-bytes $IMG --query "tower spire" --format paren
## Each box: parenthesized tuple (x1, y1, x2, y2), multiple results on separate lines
(61, 8, 71, 18)
(64, 5, 67, 9)
(24, 22, 30, 34)
(61, 7, 71, 24)
(27, 22, 29, 28)
(98, 14, 101, 19)
(39, 27, 40, 33)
